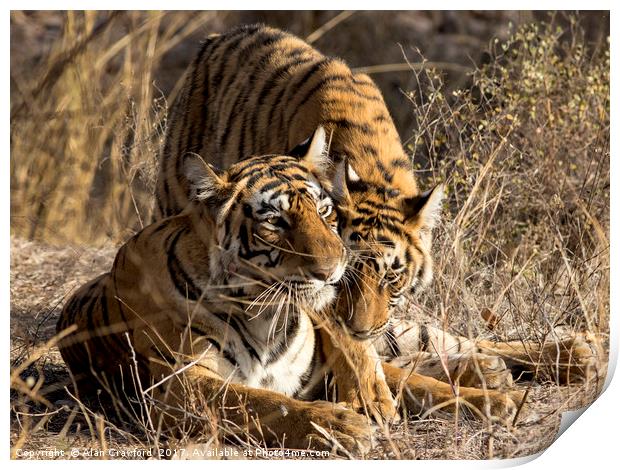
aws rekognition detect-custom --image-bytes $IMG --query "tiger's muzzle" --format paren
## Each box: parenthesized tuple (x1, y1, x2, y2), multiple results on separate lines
(335, 264, 391, 341)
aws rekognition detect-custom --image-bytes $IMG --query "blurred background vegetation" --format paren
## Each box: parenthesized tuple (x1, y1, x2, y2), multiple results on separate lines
(10, 10, 609, 246)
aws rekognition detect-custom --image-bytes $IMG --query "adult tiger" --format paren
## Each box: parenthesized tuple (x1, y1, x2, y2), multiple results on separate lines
(154, 24, 443, 339)
(57, 130, 523, 453)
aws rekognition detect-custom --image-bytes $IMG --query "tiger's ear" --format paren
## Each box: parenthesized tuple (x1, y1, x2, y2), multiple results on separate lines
(289, 126, 329, 173)
(403, 183, 444, 229)
(184, 154, 232, 203)
(331, 158, 357, 203)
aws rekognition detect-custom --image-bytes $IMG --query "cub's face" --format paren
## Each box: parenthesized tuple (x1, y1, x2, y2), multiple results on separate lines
(187, 127, 347, 312)
(332, 162, 444, 339)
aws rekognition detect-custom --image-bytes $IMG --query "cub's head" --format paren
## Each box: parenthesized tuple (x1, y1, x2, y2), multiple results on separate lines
(331, 159, 444, 340)
(185, 127, 346, 313)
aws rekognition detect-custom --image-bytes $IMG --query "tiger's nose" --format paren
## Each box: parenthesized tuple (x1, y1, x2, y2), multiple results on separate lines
(310, 267, 332, 281)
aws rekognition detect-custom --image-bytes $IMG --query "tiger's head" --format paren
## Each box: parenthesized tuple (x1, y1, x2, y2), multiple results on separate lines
(184, 127, 347, 313)
(331, 159, 444, 340)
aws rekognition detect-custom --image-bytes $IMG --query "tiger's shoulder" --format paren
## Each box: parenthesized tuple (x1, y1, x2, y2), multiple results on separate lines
(55, 206, 210, 381)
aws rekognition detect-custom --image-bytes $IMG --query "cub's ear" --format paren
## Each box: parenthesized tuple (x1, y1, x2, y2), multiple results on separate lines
(403, 183, 444, 230)
(288, 126, 329, 172)
(184, 154, 231, 203)
(331, 158, 358, 204)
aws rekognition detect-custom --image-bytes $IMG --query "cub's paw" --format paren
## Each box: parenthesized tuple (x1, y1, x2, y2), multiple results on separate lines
(367, 395, 400, 426)
(347, 379, 400, 426)
(458, 355, 513, 390)
(460, 389, 525, 424)
(302, 401, 374, 456)
(541, 333, 601, 384)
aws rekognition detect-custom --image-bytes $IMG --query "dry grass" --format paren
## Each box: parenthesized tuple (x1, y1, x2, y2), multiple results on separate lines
(11, 11, 216, 244)
(10, 12, 609, 460)
(12, 10, 584, 245)
(405, 18, 609, 368)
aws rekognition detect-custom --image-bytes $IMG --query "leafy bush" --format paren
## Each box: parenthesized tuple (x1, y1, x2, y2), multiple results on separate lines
(403, 18, 608, 358)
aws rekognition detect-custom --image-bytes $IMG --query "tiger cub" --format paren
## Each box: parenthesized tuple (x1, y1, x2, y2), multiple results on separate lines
(154, 24, 443, 338)
(57, 129, 373, 451)
(153, 24, 443, 417)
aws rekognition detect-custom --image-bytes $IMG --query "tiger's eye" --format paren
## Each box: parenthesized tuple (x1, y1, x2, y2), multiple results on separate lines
(318, 204, 333, 218)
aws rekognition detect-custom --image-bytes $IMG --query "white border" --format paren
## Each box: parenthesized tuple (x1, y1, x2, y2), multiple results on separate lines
(4, 3, 616, 467)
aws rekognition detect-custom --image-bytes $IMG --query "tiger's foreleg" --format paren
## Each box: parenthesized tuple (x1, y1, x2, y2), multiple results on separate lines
(474, 333, 600, 384)
(383, 320, 599, 385)
(149, 368, 373, 454)
(379, 321, 512, 389)
(388, 351, 513, 389)
(317, 326, 399, 425)
(381, 362, 523, 423)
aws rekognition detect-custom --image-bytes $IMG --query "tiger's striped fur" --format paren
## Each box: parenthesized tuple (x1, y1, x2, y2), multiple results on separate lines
(154, 24, 444, 339)
(149, 25, 600, 425)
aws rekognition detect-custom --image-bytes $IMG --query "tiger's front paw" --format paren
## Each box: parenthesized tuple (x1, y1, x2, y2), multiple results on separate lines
(302, 401, 375, 456)
(458, 355, 513, 389)
(541, 333, 602, 384)
(347, 378, 400, 426)
(461, 389, 525, 424)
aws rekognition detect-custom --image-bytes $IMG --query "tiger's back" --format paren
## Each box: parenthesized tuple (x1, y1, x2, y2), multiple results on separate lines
(156, 24, 416, 220)
(55, 215, 199, 393)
